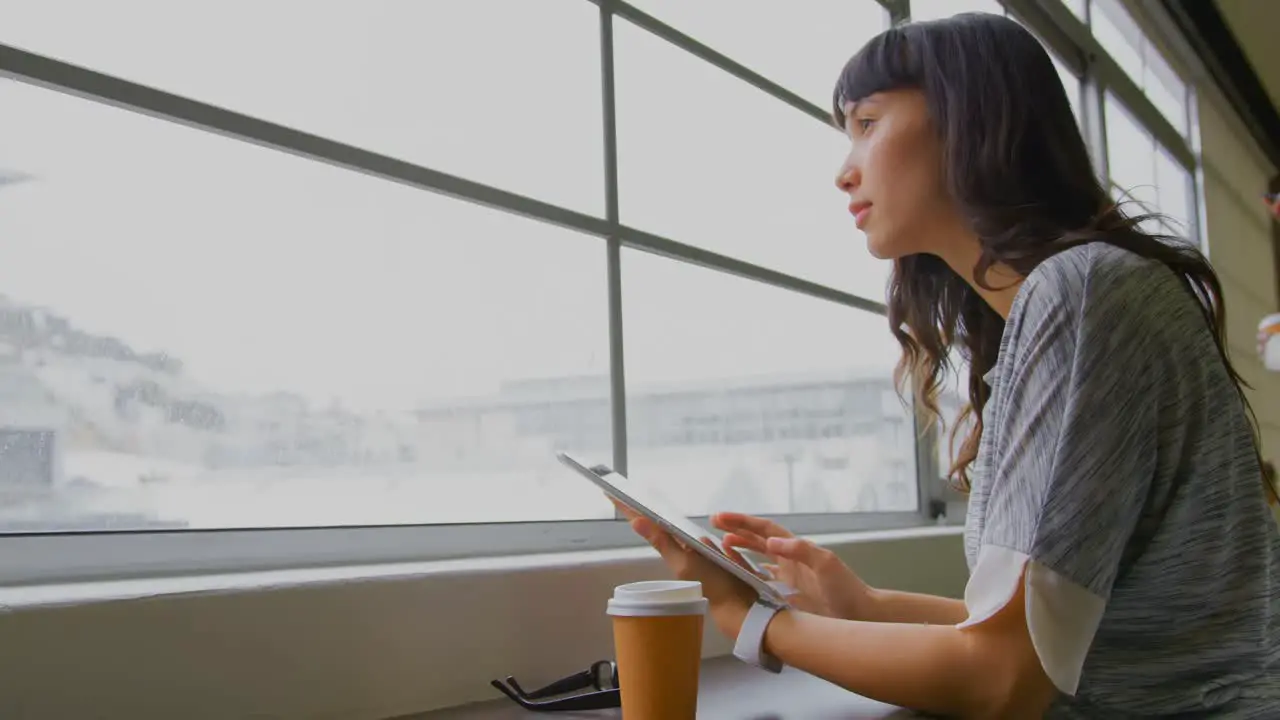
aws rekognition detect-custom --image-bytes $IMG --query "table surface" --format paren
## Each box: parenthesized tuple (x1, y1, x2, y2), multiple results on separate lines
(407, 656, 920, 719)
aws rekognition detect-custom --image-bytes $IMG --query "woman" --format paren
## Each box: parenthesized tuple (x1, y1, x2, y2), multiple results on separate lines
(620, 12, 1280, 719)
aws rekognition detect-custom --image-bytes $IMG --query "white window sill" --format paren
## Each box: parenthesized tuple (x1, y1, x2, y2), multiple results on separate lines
(0, 525, 967, 720)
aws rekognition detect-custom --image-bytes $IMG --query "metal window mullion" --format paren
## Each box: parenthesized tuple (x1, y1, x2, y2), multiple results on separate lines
(0, 44, 618, 242)
(1182, 82, 1204, 248)
(884, 0, 909, 24)
(1084, 64, 1110, 182)
(600, 2, 629, 488)
(617, 225, 886, 316)
(608, 0, 830, 126)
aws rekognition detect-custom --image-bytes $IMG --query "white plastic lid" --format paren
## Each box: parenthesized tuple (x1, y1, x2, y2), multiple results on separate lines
(606, 580, 708, 617)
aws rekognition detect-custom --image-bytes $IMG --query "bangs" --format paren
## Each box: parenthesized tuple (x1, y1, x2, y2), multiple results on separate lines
(832, 27, 922, 126)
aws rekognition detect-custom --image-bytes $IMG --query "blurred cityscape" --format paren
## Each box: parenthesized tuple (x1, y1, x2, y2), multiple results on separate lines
(0, 287, 950, 531)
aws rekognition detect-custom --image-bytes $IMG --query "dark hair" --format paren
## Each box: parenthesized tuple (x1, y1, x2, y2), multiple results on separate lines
(831, 12, 1274, 502)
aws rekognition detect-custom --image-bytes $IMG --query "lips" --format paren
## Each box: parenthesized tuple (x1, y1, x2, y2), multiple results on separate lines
(849, 202, 872, 229)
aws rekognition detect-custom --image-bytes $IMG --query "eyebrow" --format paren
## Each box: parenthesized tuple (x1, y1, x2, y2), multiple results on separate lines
(842, 97, 882, 131)
(844, 96, 881, 119)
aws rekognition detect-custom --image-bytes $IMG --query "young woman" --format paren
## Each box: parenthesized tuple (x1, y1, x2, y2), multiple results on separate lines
(620, 12, 1280, 719)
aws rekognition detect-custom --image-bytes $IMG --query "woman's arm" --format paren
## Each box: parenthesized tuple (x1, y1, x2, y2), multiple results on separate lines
(862, 587, 969, 625)
(765, 570, 1057, 719)
(710, 513, 969, 626)
(627, 513, 1058, 719)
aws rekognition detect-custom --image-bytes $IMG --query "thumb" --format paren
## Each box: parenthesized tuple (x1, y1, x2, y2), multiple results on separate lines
(766, 536, 828, 567)
(632, 517, 680, 556)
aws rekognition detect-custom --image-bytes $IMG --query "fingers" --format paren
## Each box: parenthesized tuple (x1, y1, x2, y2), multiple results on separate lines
(711, 512, 795, 541)
(765, 536, 835, 569)
(719, 541, 763, 577)
(631, 517, 682, 559)
(721, 530, 768, 555)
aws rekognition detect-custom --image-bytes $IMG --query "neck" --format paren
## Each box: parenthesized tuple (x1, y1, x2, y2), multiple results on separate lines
(933, 233, 1022, 320)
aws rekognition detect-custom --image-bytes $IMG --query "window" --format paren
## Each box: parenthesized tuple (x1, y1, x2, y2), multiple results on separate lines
(614, 17, 891, 302)
(1105, 92, 1193, 238)
(622, 250, 913, 516)
(0, 77, 615, 532)
(0, 0, 606, 215)
(0, 0, 1209, 574)
(1106, 92, 1159, 211)
(1091, 0, 1188, 135)
(625, 0, 889, 110)
(1154, 145, 1193, 236)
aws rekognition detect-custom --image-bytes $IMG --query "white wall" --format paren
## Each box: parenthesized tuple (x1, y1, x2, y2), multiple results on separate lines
(1198, 95, 1280, 459)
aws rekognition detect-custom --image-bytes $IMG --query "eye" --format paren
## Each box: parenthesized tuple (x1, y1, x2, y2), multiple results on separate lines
(856, 117, 876, 132)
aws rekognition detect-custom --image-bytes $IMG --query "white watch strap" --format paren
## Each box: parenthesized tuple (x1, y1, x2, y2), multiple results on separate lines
(733, 598, 785, 673)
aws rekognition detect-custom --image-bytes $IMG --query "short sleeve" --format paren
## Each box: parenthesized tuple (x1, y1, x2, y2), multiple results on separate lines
(957, 257, 1158, 695)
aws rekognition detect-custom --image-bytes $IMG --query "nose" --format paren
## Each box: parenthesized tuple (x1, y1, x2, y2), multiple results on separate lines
(834, 151, 860, 194)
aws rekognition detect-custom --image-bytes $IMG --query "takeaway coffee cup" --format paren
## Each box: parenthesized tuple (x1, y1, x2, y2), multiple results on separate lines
(607, 580, 707, 719)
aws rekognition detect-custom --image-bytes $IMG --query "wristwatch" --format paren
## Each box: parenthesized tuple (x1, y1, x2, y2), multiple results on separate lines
(732, 597, 786, 673)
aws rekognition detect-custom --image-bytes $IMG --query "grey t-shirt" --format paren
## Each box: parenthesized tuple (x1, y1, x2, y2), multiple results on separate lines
(963, 242, 1280, 717)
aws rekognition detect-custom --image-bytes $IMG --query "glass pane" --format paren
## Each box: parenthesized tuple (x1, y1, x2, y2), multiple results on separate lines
(0, 0, 605, 215)
(936, 356, 970, 477)
(1091, 0, 1187, 135)
(0, 79, 614, 532)
(1105, 93, 1158, 212)
(910, 0, 1006, 21)
(625, 0, 889, 110)
(1155, 145, 1192, 237)
(615, 19, 890, 303)
(621, 250, 914, 517)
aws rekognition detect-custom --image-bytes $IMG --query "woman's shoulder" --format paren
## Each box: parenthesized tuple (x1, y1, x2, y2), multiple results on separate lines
(1013, 242, 1183, 333)
(1022, 242, 1156, 304)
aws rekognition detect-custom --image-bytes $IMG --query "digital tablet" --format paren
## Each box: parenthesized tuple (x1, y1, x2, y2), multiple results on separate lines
(556, 451, 794, 607)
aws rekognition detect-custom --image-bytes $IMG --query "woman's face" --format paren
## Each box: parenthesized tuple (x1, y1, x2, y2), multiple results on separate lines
(834, 89, 959, 260)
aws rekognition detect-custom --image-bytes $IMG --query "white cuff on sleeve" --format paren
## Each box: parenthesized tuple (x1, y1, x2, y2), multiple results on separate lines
(956, 544, 1106, 696)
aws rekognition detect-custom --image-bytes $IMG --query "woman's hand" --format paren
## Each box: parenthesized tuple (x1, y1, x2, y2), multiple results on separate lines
(712, 512, 876, 621)
(613, 500, 756, 641)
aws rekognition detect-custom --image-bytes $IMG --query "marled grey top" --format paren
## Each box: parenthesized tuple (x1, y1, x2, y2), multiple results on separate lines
(964, 242, 1280, 717)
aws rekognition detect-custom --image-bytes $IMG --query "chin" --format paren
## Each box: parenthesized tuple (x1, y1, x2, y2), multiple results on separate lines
(864, 233, 901, 261)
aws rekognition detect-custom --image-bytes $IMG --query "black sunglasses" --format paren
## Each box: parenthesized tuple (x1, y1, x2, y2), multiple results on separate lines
(490, 659, 620, 712)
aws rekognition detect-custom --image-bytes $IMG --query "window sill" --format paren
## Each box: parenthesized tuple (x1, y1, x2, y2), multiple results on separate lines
(0, 525, 967, 719)
(0, 524, 961, 611)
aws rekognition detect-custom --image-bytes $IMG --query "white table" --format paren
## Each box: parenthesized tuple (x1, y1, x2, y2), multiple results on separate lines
(408, 656, 920, 719)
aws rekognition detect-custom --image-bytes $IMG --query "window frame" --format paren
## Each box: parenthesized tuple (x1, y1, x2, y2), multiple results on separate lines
(0, 0, 1204, 585)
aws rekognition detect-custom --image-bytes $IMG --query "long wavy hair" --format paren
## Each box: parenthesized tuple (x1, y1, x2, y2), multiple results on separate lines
(832, 12, 1275, 502)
